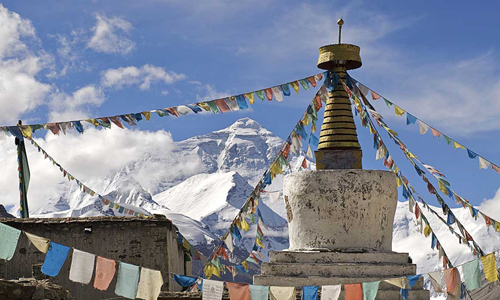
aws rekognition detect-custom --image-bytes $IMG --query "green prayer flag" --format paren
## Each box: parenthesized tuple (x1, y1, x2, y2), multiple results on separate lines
(255, 90, 265, 101)
(362, 281, 380, 300)
(383, 98, 393, 108)
(0, 223, 21, 260)
(206, 101, 220, 114)
(462, 259, 481, 290)
(443, 135, 453, 145)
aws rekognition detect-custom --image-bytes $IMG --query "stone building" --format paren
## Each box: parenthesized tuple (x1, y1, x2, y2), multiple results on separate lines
(0, 215, 190, 300)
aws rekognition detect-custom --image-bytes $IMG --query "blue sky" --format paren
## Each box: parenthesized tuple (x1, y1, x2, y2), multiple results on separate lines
(0, 0, 499, 216)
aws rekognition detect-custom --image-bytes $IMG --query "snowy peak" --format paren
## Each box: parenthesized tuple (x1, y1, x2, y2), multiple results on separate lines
(216, 117, 273, 136)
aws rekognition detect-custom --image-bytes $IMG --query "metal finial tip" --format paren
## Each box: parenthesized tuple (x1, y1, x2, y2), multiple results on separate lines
(337, 19, 344, 26)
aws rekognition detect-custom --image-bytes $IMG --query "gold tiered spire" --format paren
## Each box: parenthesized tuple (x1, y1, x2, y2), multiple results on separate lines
(315, 19, 363, 170)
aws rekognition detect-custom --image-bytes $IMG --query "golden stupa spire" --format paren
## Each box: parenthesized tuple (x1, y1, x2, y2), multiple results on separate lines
(315, 19, 363, 170)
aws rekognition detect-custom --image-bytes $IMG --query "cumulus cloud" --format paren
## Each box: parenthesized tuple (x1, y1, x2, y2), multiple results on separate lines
(0, 4, 53, 124)
(48, 85, 106, 121)
(0, 127, 203, 211)
(195, 83, 230, 101)
(87, 13, 135, 55)
(101, 64, 186, 90)
(479, 187, 500, 220)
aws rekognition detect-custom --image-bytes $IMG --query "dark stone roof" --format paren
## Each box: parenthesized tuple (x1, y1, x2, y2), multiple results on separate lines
(0, 205, 14, 218)
(0, 214, 173, 224)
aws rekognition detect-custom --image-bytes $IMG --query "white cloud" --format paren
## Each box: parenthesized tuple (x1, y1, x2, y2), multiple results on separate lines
(479, 187, 500, 220)
(0, 4, 52, 125)
(87, 13, 135, 55)
(0, 127, 202, 211)
(195, 83, 230, 101)
(48, 85, 105, 121)
(101, 64, 186, 90)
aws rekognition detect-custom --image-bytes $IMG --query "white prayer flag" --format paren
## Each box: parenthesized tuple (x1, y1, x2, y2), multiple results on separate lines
(321, 285, 341, 300)
(271, 87, 284, 102)
(224, 233, 234, 253)
(418, 120, 429, 135)
(479, 157, 491, 169)
(136, 268, 163, 300)
(202, 279, 224, 300)
(69, 249, 95, 284)
(270, 286, 295, 300)
(358, 83, 370, 97)
(306, 145, 313, 159)
(428, 271, 444, 293)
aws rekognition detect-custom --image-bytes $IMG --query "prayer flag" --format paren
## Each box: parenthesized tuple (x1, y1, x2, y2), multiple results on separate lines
(454, 141, 465, 150)
(268, 191, 281, 203)
(270, 286, 295, 300)
(206, 101, 220, 114)
(115, 262, 140, 299)
(467, 149, 477, 159)
(428, 271, 444, 293)
(418, 120, 429, 134)
(109, 116, 124, 129)
(265, 88, 273, 101)
(226, 282, 251, 300)
(173, 274, 197, 288)
(224, 233, 234, 253)
(202, 279, 224, 300)
(385, 277, 410, 289)
(0, 223, 21, 260)
(358, 83, 369, 96)
(431, 233, 437, 249)
(344, 283, 362, 300)
(16, 133, 30, 218)
(94, 256, 116, 291)
(461, 259, 481, 290)
(249, 285, 269, 300)
(302, 286, 318, 300)
(136, 268, 163, 300)
(309, 134, 319, 147)
(320, 285, 341, 300)
(299, 79, 310, 90)
(224, 98, 240, 111)
(25, 232, 49, 253)
(481, 253, 498, 283)
(245, 93, 255, 104)
(371, 90, 381, 100)
(280, 84, 291, 96)
(69, 249, 95, 284)
(120, 115, 137, 126)
(291, 81, 300, 94)
(41, 242, 70, 277)
(215, 99, 231, 113)
(492, 164, 500, 173)
(479, 157, 491, 169)
(431, 127, 441, 137)
(255, 90, 265, 101)
(307, 76, 317, 87)
(306, 145, 313, 159)
(406, 113, 417, 125)
(272, 87, 284, 102)
(443, 135, 452, 145)
(394, 105, 405, 116)
(383, 98, 393, 107)
(444, 268, 461, 297)
(362, 281, 379, 300)
(236, 95, 249, 109)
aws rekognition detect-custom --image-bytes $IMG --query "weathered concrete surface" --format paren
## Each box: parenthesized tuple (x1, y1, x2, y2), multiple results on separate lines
(270, 251, 412, 264)
(0, 216, 188, 300)
(0, 278, 74, 300)
(284, 169, 397, 251)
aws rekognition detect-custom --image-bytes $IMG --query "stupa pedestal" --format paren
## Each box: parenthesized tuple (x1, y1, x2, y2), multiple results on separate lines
(253, 170, 430, 299)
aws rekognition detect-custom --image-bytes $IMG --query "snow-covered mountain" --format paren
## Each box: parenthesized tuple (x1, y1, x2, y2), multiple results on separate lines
(16, 117, 500, 296)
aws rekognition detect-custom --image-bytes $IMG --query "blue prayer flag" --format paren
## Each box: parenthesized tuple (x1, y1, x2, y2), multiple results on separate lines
(7, 126, 23, 140)
(132, 113, 143, 121)
(309, 134, 319, 147)
(431, 233, 438, 249)
(301, 286, 318, 300)
(249, 285, 269, 300)
(232, 225, 242, 241)
(71, 121, 84, 133)
(41, 242, 70, 277)
(406, 113, 417, 125)
(467, 149, 477, 159)
(407, 275, 422, 288)
(280, 84, 291, 96)
(236, 95, 249, 109)
(447, 212, 456, 225)
(115, 262, 140, 299)
(174, 274, 197, 288)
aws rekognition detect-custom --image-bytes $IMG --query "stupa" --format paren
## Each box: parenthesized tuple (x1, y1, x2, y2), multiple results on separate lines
(253, 20, 430, 299)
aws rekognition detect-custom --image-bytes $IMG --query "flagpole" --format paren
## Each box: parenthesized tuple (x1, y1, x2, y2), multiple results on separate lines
(16, 120, 30, 218)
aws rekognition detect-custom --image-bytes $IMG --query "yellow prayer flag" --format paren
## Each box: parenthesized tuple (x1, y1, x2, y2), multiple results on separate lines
(241, 261, 249, 271)
(424, 225, 431, 237)
(245, 93, 255, 104)
(394, 105, 405, 116)
(271, 161, 283, 175)
(204, 264, 213, 278)
(291, 81, 300, 94)
(20, 125, 32, 139)
(211, 264, 221, 278)
(311, 121, 317, 133)
(240, 218, 250, 231)
(25, 232, 49, 253)
(481, 253, 498, 283)
(396, 177, 402, 187)
(197, 103, 210, 111)
(454, 142, 466, 150)
(85, 119, 99, 127)
(183, 238, 190, 250)
(142, 111, 151, 121)
(495, 221, 500, 232)
(385, 277, 410, 289)
(302, 114, 310, 126)
(256, 237, 265, 248)
(438, 181, 449, 196)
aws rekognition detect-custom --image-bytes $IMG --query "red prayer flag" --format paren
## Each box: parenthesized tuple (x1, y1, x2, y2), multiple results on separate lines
(307, 76, 317, 87)
(265, 88, 273, 101)
(371, 90, 381, 100)
(344, 283, 362, 300)
(214, 99, 230, 113)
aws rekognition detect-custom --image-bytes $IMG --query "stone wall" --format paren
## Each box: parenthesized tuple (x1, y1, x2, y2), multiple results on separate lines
(0, 216, 189, 300)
